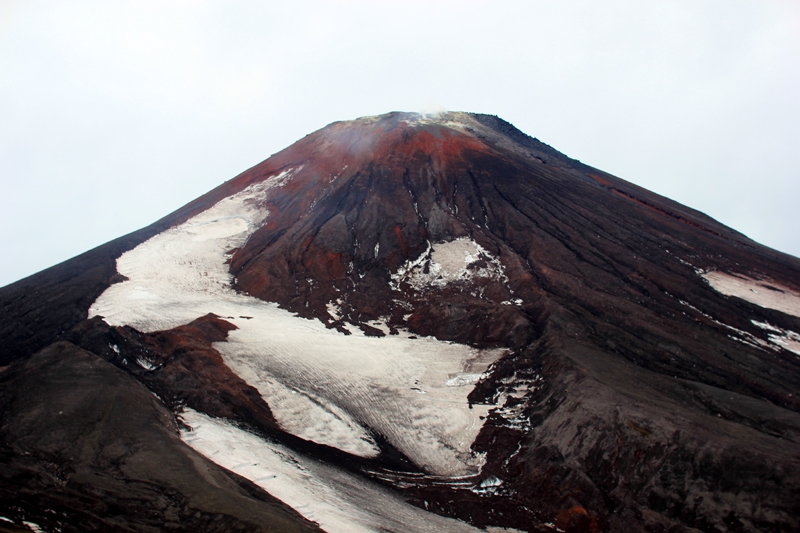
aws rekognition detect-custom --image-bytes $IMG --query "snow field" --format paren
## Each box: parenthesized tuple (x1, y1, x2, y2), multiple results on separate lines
(90, 168, 500, 475)
(702, 271, 800, 318)
(180, 409, 483, 533)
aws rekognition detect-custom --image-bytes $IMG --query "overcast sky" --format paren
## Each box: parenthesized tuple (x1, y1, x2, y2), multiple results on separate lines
(1, 0, 798, 287)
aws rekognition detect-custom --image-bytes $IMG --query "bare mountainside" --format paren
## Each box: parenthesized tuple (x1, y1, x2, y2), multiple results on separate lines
(1, 111, 799, 533)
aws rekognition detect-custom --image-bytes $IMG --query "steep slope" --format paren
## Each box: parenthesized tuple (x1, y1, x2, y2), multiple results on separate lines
(1, 111, 799, 532)
(0, 341, 320, 533)
(0, 168, 253, 366)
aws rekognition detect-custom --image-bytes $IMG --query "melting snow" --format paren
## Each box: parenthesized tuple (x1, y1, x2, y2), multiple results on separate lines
(90, 168, 499, 475)
(390, 238, 508, 293)
(366, 318, 391, 335)
(22, 522, 45, 533)
(676, 297, 774, 352)
(326, 300, 343, 321)
(136, 358, 157, 371)
(702, 271, 800, 318)
(674, 295, 800, 356)
(751, 320, 800, 356)
(180, 409, 482, 533)
(471, 475, 504, 496)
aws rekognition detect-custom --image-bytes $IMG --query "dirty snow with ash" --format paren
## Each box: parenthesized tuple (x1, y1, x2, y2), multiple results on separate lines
(751, 320, 800, 356)
(22, 522, 45, 533)
(180, 409, 482, 533)
(390, 237, 508, 294)
(676, 296, 774, 353)
(672, 293, 800, 356)
(702, 271, 800, 318)
(136, 357, 157, 371)
(471, 475, 504, 496)
(487, 372, 544, 432)
(90, 168, 500, 475)
(326, 299, 343, 321)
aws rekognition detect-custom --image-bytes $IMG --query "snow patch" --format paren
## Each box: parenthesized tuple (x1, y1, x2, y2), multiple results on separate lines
(489, 373, 543, 431)
(446, 373, 486, 387)
(471, 475, 504, 496)
(664, 249, 703, 274)
(23, 522, 45, 533)
(136, 358, 157, 371)
(180, 409, 482, 533)
(752, 320, 800, 356)
(479, 475, 503, 487)
(702, 271, 800, 318)
(326, 299, 343, 321)
(390, 238, 507, 293)
(676, 297, 776, 353)
(366, 318, 391, 336)
(90, 169, 499, 475)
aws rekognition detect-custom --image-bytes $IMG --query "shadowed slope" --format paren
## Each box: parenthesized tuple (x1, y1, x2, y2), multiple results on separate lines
(0, 341, 321, 533)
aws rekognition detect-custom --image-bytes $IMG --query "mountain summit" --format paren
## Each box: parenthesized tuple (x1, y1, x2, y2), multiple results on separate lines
(2, 112, 799, 532)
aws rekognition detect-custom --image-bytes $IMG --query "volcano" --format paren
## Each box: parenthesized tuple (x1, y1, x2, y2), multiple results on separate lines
(1, 112, 799, 533)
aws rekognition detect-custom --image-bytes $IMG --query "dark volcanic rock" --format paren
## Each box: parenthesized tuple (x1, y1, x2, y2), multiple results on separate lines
(63, 314, 278, 428)
(0, 341, 320, 532)
(471, 340, 800, 532)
